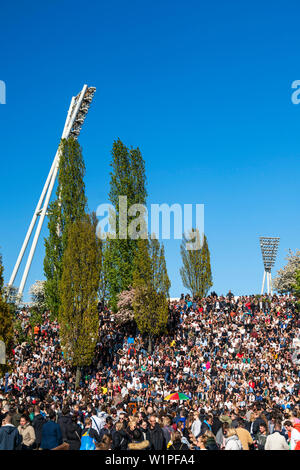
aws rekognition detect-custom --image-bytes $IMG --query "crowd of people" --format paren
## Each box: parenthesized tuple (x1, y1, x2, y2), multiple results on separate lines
(0, 291, 299, 451)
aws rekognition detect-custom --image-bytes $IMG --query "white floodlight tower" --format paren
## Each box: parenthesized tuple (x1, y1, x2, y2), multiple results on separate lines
(8, 85, 96, 297)
(259, 237, 280, 295)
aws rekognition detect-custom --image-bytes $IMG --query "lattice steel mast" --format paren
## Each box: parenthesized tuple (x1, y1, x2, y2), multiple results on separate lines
(259, 237, 280, 295)
(8, 85, 96, 296)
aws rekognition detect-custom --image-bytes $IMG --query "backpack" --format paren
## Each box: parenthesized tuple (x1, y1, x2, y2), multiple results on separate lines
(80, 430, 96, 450)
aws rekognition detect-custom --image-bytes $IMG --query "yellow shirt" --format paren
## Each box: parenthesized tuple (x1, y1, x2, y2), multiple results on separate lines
(236, 427, 253, 450)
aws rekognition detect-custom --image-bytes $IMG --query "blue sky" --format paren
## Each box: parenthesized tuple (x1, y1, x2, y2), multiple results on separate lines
(0, 0, 300, 301)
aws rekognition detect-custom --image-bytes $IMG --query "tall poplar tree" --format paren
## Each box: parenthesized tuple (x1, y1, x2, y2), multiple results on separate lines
(59, 216, 100, 387)
(180, 230, 212, 298)
(149, 236, 171, 297)
(44, 137, 87, 317)
(200, 235, 213, 297)
(106, 139, 147, 310)
(132, 239, 169, 352)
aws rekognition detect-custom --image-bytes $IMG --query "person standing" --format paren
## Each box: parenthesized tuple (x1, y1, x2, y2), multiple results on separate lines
(255, 422, 269, 451)
(32, 405, 46, 449)
(57, 406, 74, 445)
(65, 414, 82, 450)
(0, 412, 22, 450)
(162, 416, 174, 445)
(235, 418, 254, 450)
(224, 427, 243, 450)
(80, 417, 101, 450)
(148, 415, 166, 450)
(18, 415, 36, 450)
(284, 420, 300, 450)
(200, 414, 213, 435)
(40, 410, 63, 450)
(264, 421, 289, 450)
(191, 412, 202, 438)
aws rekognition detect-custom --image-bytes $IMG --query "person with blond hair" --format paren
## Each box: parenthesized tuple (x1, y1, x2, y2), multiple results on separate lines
(224, 427, 243, 450)
(168, 431, 189, 450)
(112, 421, 129, 450)
(161, 416, 173, 446)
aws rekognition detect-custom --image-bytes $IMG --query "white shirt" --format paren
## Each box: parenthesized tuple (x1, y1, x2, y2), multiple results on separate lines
(290, 427, 300, 450)
(91, 414, 103, 433)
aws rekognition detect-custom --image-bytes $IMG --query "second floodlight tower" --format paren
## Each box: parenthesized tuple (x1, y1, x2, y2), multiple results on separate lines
(259, 237, 280, 295)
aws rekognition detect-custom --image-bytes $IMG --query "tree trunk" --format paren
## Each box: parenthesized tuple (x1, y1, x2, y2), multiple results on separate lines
(75, 366, 81, 389)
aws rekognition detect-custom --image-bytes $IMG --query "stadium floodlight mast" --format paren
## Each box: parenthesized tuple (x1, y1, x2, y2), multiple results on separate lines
(8, 84, 96, 297)
(259, 237, 280, 295)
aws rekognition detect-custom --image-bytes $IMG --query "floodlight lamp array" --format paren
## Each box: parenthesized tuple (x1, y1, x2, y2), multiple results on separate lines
(70, 87, 96, 139)
(259, 237, 280, 272)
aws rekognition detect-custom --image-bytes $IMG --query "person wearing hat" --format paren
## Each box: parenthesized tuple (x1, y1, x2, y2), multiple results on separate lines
(219, 415, 232, 426)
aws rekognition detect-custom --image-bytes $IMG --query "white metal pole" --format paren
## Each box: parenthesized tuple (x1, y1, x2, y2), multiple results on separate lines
(8, 160, 56, 287)
(18, 151, 60, 295)
(267, 272, 270, 295)
(8, 95, 77, 288)
(270, 273, 273, 296)
(61, 96, 76, 138)
(17, 86, 88, 296)
(261, 271, 266, 295)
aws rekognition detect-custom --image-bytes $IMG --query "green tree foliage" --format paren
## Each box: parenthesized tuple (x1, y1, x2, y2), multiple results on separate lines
(132, 239, 153, 287)
(200, 235, 213, 297)
(59, 216, 100, 387)
(149, 236, 171, 298)
(100, 238, 116, 306)
(90, 211, 106, 304)
(44, 137, 87, 317)
(0, 253, 14, 373)
(133, 287, 169, 349)
(105, 139, 147, 309)
(293, 270, 300, 299)
(0, 254, 4, 292)
(180, 229, 213, 298)
(132, 239, 169, 351)
(43, 199, 62, 318)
